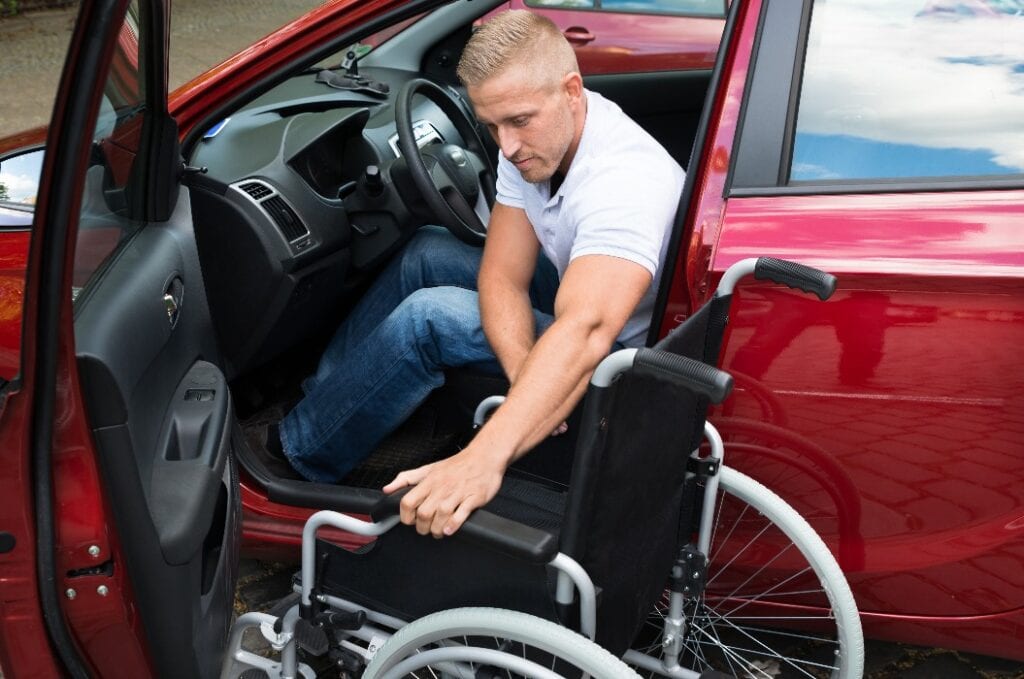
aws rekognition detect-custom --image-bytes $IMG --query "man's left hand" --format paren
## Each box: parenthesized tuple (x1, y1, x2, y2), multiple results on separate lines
(382, 446, 508, 537)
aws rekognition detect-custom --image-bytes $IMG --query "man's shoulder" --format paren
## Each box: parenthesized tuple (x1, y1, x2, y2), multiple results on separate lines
(583, 91, 682, 176)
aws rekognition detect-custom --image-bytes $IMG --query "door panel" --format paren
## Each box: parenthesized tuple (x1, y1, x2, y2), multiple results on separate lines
(75, 189, 239, 678)
(64, 0, 240, 675)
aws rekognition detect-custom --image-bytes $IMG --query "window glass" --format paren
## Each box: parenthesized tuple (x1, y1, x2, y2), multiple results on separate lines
(598, 0, 724, 16)
(527, 0, 723, 14)
(791, 0, 1024, 182)
(314, 13, 428, 70)
(527, 0, 597, 8)
(72, 3, 146, 300)
(169, 0, 326, 91)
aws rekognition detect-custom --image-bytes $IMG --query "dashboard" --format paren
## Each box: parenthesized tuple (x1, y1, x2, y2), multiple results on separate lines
(185, 66, 482, 377)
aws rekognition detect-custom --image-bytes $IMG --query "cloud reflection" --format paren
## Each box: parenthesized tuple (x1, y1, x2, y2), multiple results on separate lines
(792, 0, 1024, 179)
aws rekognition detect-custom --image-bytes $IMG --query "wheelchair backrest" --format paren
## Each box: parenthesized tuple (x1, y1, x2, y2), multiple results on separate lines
(556, 296, 732, 653)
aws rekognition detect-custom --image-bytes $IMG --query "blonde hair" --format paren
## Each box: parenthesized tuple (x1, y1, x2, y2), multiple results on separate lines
(457, 10, 579, 89)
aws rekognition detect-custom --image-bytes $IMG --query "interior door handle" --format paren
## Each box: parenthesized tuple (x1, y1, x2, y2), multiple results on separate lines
(163, 276, 183, 329)
(563, 26, 596, 44)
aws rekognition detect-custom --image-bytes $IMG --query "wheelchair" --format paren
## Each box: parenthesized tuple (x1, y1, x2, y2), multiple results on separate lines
(221, 258, 865, 679)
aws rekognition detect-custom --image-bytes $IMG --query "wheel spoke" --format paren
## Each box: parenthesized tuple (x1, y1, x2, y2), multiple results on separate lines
(627, 469, 861, 679)
(720, 564, 815, 618)
(706, 521, 774, 588)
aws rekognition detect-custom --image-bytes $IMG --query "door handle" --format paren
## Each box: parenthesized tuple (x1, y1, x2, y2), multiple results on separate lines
(163, 276, 183, 329)
(563, 26, 596, 44)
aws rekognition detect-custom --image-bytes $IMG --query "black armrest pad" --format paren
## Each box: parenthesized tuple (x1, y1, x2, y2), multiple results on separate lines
(372, 489, 559, 564)
(267, 480, 382, 515)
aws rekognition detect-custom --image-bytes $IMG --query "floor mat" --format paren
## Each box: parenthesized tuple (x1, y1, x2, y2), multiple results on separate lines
(239, 397, 466, 489)
(340, 403, 463, 488)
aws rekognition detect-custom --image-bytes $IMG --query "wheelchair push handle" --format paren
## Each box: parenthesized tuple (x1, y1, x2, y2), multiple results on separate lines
(754, 257, 836, 301)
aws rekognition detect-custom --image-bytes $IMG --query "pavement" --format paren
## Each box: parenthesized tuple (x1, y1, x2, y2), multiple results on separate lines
(2, 4, 1023, 677)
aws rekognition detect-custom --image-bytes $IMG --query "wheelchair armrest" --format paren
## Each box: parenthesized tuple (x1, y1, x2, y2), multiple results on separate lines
(371, 489, 559, 564)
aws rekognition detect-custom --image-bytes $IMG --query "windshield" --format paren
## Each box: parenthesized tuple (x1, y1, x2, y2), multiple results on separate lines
(315, 12, 427, 70)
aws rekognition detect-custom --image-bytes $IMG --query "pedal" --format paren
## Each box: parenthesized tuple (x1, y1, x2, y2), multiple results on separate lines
(238, 670, 271, 679)
(293, 618, 330, 656)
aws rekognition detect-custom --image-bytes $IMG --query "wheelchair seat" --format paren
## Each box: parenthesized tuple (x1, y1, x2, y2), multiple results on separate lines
(313, 337, 730, 656)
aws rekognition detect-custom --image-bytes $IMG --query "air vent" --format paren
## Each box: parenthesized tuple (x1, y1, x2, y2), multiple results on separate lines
(262, 196, 309, 242)
(239, 182, 273, 200)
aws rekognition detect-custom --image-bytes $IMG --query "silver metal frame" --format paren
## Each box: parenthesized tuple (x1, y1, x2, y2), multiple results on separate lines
(222, 350, 731, 679)
(716, 257, 758, 297)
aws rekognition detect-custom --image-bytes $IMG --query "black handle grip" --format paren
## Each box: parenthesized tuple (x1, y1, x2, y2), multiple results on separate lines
(634, 349, 733, 404)
(371, 489, 559, 564)
(754, 257, 836, 301)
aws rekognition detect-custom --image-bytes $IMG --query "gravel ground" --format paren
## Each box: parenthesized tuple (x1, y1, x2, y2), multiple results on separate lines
(2, 4, 1023, 677)
(0, 0, 322, 138)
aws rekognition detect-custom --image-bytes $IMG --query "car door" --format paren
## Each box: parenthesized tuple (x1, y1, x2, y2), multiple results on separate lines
(510, 0, 726, 74)
(2, 0, 239, 676)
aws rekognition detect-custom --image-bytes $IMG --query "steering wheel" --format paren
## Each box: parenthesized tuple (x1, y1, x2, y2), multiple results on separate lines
(395, 78, 496, 246)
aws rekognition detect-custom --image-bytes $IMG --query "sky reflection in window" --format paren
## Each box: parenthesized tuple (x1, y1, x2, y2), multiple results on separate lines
(791, 0, 1024, 182)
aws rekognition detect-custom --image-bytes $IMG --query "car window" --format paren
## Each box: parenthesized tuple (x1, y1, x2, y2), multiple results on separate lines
(72, 2, 147, 299)
(790, 0, 1024, 183)
(526, 0, 725, 16)
(168, 1, 325, 92)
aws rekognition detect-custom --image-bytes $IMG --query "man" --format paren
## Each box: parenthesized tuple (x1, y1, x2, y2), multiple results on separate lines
(279, 10, 684, 537)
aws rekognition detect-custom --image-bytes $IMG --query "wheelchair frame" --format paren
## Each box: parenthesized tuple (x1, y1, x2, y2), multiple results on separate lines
(220, 258, 865, 679)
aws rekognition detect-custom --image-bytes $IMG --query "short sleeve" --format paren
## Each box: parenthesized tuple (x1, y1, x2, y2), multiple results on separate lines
(567, 159, 683, 277)
(495, 154, 525, 209)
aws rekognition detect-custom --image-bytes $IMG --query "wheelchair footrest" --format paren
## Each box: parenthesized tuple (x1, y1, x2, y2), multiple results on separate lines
(238, 670, 271, 679)
(293, 618, 330, 656)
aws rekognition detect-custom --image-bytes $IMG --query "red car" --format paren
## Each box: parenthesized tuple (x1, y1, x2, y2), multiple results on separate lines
(1, 0, 1022, 676)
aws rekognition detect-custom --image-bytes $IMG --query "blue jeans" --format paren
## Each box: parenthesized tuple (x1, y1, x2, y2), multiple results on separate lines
(280, 226, 561, 483)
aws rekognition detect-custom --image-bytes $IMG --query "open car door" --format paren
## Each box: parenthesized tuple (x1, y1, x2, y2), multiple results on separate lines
(1, 0, 239, 676)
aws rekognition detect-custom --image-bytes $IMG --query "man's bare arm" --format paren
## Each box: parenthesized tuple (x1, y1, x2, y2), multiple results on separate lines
(478, 203, 541, 384)
(383, 254, 652, 536)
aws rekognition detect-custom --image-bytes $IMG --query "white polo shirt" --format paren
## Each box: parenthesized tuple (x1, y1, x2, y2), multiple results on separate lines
(494, 90, 685, 348)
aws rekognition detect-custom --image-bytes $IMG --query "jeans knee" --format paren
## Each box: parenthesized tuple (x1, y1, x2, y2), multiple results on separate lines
(398, 226, 481, 290)
(398, 287, 479, 353)
(398, 226, 450, 274)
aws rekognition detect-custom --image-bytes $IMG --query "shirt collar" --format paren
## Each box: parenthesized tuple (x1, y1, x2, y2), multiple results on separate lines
(548, 89, 597, 205)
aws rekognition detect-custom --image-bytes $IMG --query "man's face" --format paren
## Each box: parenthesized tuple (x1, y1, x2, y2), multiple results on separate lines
(467, 69, 580, 184)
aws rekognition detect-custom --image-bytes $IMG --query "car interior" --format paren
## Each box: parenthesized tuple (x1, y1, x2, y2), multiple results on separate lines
(180, 0, 714, 512)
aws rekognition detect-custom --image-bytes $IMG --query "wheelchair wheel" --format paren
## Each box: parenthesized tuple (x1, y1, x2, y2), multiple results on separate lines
(629, 467, 864, 679)
(364, 607, 640, 678)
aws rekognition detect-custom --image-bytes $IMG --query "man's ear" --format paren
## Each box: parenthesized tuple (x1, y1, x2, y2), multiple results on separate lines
(563, 71, 584, 102)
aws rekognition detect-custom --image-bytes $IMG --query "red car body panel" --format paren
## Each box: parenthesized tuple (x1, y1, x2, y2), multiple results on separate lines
(716, 192, 1024, 614)
(0, 128, 45, 383)
(0, 231, 30, 380)
(502, 1, 724, 73)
